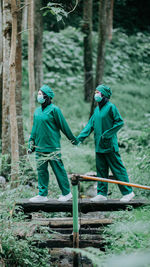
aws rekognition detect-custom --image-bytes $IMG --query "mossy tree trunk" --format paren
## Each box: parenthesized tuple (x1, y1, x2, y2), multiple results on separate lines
(15, 0, 26, 157)
(90, 0, 108, 117)
(28, 0, 35, 129)
(9, 0, 19, 185)
(34, 0, 43, 90)
(107, 0, 114, 41)
(82, 0, 93, 102)
(1, 0, 11, 178)
(0, 0, 2, 139)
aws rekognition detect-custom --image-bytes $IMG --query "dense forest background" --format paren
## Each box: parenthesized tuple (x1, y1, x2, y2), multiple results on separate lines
(0, 0, 150, 266)
(43, 0, 150, 34)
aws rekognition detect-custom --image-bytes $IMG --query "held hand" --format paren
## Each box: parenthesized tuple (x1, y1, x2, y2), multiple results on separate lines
(71, 137, 80, 146)
(27, 148, 33, 154)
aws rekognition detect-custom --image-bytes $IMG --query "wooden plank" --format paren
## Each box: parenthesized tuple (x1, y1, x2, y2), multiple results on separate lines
(48, 228, 102, 235)
(16, 199, 149, 213)
(35, 238, 105, 249)
(33, 217, 112, 227)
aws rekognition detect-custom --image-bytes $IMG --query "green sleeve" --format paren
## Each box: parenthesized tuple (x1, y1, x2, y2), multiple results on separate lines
(77, 114, 94, 142)
(102, 105, 124, 139)
(53, 107, 77, 144)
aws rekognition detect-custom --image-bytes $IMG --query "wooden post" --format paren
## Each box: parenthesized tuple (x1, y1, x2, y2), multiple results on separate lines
(72, 175, 79, 248)
(71, 175, 79, 267)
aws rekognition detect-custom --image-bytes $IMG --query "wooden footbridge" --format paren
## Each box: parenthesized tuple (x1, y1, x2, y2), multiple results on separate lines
(15, 174, 150, 251)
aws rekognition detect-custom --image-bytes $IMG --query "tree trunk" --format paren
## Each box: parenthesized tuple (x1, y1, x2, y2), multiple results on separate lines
(90, 0, 108, 117)
(107, 0, 114, 41)
(28, 0, 35, 129)
(15, 0, 26, 157)
(0, 0, 2, 139)
(34, 0, 43, 90)
(82, 0, 93, 102)
(22, 0, 28, 31)
(95, 0, 108, 87)
(2, 0, 11, 155)
(9, 0, 19, 185)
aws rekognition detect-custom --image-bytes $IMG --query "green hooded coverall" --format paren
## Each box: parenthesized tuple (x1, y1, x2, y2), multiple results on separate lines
(29, 85, 77, 197)
(77, 84, 132, 197)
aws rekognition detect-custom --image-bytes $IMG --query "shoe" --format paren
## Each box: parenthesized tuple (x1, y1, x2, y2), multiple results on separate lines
(120, 192, 135, 202)
(29, 195, 49, 203)
(91, 194, 107, 202)
(58, 192, 72, 202)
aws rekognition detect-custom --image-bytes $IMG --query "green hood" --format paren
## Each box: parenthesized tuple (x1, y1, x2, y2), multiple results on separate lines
(96, 84, 112, 99)
(40, 85, 55, 99)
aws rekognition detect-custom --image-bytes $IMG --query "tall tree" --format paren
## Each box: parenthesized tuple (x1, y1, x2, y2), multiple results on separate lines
(2, 0, 11, 156)
(107, 0, 114, 41)
(9, 0, 19, 184)
(16, 0, 26, 157)
(22, 0, 28, 31)
(90, 0, 108, 117)
(34, 0, 43, 90)
(0, 0, 2, 139)
(28, 0, 35, 128)
(82, 0, 93, 102)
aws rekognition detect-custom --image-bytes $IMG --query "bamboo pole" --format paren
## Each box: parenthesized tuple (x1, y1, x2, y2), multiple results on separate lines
(78, 175, 150, 191)
(72, 183, 79, 248)
(72, 176, 79, 267)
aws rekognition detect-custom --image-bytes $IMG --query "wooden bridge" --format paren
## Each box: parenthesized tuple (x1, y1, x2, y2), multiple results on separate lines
(14, 175, 150, 266)
(16, 198, 148, 214)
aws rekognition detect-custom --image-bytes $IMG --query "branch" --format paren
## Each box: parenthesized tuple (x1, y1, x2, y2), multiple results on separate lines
(67, 0, 79, 14)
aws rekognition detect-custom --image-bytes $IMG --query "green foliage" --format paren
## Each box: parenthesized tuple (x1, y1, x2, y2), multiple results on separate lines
(42, 26, 83, 87)
(41, 27, 150, 89)
(0, 229, 51, 266)
(104, 30, 150, 82)
(0, 154, 11, 180)
(41, 2, 68, 22)
(22, 27, 150, 90)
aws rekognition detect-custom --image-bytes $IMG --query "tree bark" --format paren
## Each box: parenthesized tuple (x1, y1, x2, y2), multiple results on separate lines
(0, 0, 2, 139)
(22, 0, 28, 31)
(2, 0, 11, 155)
(107, 0, 114, 41)
(82, 0, 93, 102)
(28, 0, 35, 129)
(90, 0, 108, 117)
(34, 0, 43, 90)
(9, 0, 19, 184)
(15, 0, 26, 157)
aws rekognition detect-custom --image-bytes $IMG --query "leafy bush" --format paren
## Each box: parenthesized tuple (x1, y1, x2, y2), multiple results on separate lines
(41, 27, 150, 89)
(104, 30, 150, 82)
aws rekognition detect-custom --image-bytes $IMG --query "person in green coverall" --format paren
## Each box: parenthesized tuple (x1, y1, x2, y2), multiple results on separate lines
(28, 85, 78, 203)
(77, 84, 135, 202)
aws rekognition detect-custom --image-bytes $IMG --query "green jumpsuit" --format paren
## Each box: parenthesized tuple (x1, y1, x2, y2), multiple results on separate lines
(29, 104, 77, 197)
(77, 101, 132, 196)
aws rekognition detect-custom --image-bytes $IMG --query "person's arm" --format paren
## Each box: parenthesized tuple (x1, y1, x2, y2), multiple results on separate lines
(53, 107, 78, 144)
(77, 114, 94, 143)
(102, 104, 124, 139)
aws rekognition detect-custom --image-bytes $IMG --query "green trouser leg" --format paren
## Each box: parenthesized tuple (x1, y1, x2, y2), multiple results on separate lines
(106, 152, 132, 195)
(36, 153, 49, 196)
(36, 152, 71, 197)
(97, 152, 132, 196)
(50, 154, 70, 196)
(96, 153, 109, 196)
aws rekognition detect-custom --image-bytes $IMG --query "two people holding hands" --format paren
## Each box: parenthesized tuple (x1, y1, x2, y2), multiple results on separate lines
(28, 84, 134, 203)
